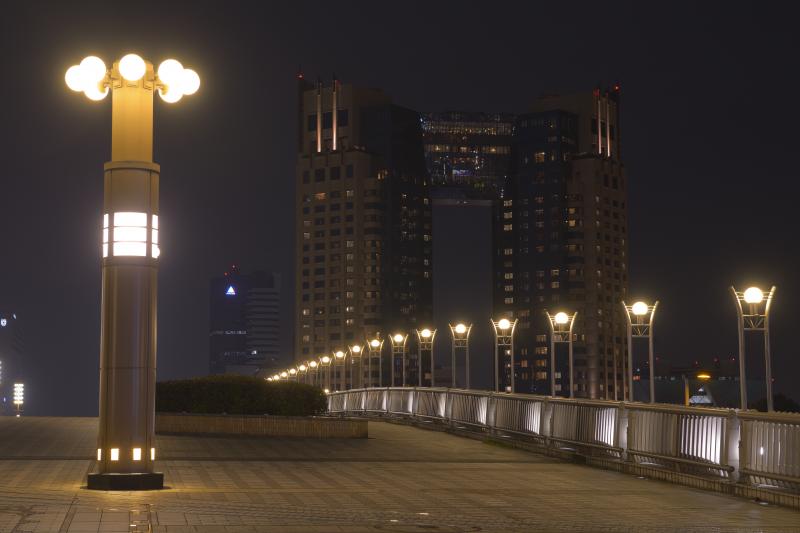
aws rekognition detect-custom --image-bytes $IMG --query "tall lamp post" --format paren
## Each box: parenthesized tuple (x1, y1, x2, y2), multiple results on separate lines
(546, 312, 577, 398)
(367, 338, 384, 388)
(66, 54, 199, 490)
(491, 318, 517, 393)
(333, 350, 347, 391)
(622, 301, 658, 403)
(13, 383, 24, 417)
(731, 286, 776, 411)
(319, 355, 333, 392)
(415, 328, 436, 387)
(389, 334, 408, 387)
(308, 360, 319, 387)
(348, 344, 363, 389)
(297, 364, 308, 385)
(449, 323, 472, 389)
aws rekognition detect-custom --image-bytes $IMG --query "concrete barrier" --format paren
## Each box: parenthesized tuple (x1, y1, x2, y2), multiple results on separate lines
(156, 413, 368, 438)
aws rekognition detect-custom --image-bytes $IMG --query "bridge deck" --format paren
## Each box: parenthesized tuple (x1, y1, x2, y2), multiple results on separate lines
(0, 417, 798, 532)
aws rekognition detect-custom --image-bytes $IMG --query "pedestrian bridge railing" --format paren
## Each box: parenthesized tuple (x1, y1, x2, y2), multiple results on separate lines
(328, 387, 800, 493)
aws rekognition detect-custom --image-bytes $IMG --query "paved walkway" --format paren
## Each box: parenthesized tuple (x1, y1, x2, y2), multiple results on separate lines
(0, 417, 798, 532)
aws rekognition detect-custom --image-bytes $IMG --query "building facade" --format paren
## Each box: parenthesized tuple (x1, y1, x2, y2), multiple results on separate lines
(493, 87, 628, 399)
(294, 78, 432, 373)
(421, 112, 514, 199)
(209, 266, 281, 375)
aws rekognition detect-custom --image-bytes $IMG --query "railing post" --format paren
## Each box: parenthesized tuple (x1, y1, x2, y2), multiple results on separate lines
(725, 410, 741, 483)
(486, 392, 496, 435)
(617, 403, 629, 462)
(542, 397, 553, 447)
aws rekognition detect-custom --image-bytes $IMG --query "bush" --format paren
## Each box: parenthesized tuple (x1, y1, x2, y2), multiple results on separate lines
(156, 375, 327, 416)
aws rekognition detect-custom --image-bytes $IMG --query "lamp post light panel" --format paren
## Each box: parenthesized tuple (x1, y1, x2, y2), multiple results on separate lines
(743, 286, 764, 304)
(13, 383, 24, 405)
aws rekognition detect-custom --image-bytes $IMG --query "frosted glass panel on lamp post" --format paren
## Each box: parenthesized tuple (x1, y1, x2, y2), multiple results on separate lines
(64, 53, 199, 491)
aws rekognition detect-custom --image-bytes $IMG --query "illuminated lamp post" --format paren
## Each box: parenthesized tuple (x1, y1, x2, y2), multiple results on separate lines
(491, 318, 517, 393)
(622, 301, 658, 403)
(415, 329, 436, 387)
(366, 338, 384, 387)
(545, 312, 577, 398)
(685, 371, 712, 406)
(13, 383, 24, 417)
(333, 350, 346, 391)
(348, 344, 363, 389)
(390, 333, 408, 387)
(288, 368, 298, 382)
(449, 323, 472, 389)
(319, 355, 333, 392)
(731, 286, 776, 411)
(308, 360, 318, 387)
(65, 54, 199, 490)
(297, 364, 308, 384)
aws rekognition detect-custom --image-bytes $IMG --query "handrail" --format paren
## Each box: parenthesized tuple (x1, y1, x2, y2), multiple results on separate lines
(327, 387, 800, 492)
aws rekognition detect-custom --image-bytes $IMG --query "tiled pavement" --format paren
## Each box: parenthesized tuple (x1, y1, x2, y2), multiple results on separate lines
(0, 417, 798, 532)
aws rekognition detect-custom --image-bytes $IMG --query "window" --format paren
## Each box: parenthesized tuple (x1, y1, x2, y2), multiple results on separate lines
(330, 167, 341, 180)
(314, 169, 325, 182)
(346, 165, 354, 178)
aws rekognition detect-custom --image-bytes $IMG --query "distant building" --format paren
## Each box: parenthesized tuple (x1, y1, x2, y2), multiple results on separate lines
(493, 87, 627, 399)
(294, 77, 432, 366)
(421, 111, 514, 199)
(0, 310, 24, 415)
(209, 266, 281, 375)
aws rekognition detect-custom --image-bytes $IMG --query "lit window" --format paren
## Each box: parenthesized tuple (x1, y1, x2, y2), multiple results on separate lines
(133, 448, 142, 461)
(110, 448, 119, 461)
(97, 448, 102, 461)
(151, 448, 156, 461)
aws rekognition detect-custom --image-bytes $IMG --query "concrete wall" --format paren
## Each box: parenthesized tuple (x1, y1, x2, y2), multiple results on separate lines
(156, 413, 367, 438)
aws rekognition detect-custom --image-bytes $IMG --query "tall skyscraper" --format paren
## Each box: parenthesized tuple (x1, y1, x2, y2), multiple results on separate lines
(209, 266, 281, 375)
(493, 87, 628, 399)
(294, 77, 432, 366)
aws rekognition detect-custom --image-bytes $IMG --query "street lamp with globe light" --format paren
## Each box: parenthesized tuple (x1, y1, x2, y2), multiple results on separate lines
(731, 285, 776, 410)
(491, 318, 518, 393)
(389, 334, 408, 386)
(414, 329, 437, 387)
(449, 323, 473, 389)
(65, 53, 199, 491)
(546, 311, 578, 398)
(622, 300, 659, 403)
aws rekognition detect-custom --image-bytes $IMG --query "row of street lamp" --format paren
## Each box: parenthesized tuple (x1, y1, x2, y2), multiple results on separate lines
(268, 285, 776, 410)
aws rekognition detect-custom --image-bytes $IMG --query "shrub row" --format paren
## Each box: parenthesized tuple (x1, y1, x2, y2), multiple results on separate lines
(156, 374, 327, 416)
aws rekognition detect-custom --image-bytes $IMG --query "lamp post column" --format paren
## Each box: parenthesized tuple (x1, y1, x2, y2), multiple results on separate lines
(92, 62, 161, 490)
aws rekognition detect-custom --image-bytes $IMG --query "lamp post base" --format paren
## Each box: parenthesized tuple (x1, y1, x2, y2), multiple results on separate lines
(87, 472, 164, 490)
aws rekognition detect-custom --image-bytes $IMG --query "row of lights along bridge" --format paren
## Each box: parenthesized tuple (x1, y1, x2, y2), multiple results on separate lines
(270, 286, 776, 411)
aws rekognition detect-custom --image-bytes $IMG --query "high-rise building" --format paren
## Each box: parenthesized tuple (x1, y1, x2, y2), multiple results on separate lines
(209, 266, 281, 375)
(421, 112, 514, 199)
(493, 87, 628, 399)
(294, 77, 432, 370)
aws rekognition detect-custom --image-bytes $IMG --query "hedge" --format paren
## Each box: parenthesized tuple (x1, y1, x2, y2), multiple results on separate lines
(156, 375, 328, 416)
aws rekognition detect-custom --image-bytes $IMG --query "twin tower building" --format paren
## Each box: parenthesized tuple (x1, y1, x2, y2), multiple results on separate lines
(293, 76, 628, 400)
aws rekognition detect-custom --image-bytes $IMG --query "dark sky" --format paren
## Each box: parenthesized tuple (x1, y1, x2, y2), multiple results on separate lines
(1, 1, 798, 415)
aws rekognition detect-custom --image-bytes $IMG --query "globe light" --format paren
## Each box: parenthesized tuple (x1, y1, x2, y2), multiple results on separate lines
(309, 361, 318, 368)
(299, 364, 307, 372)
(393, 333, 404, 343)
(157, 59, 184, 87)
(158, 86, 183, 104)
(84, 84, 109, 101)
(280, 371, 288, 378)
(497, 319, 511, 330)
(334, 350, 345, 359)
(323, 388, 330, 394)
(119, 54, 146, 82)
(420, 329, 432, 338)
(351, 345, 362, 353)
(266, 377, 273, 382)
(631, 301, 648, 316)
(180, 68, 200, 95)
(370, 339, 381, 347)
(321, 355, 331, 364)
(743, 287, 764, 304)
(289, 368, 297, 375)
(455, 323, 467, 335)
(80, 56, 108, 84)
(65, 65, 84, 91)
(554, 312, 569, 325)
(272, 374, 280, 380)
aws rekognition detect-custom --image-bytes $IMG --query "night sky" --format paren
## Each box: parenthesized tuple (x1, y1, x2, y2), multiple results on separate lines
(1, 2, 798, 415)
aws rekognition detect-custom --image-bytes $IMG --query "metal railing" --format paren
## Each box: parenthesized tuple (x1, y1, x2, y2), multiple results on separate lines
(328, 387, 800, 492)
